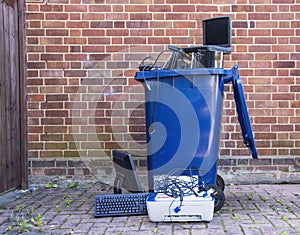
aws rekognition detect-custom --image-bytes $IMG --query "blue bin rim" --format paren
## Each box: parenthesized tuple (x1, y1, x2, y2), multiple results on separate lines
(134, 68, 228, 81)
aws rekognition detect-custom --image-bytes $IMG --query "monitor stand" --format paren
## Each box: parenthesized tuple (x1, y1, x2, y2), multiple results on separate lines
(113, 172, 125, 194)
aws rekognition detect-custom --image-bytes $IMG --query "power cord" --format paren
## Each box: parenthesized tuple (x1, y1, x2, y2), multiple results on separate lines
(154, 168, 213, 228)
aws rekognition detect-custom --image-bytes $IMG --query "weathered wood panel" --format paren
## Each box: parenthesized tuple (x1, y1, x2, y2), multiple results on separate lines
(0, 1, 5, 192)
(17, 0, 28, 190)
(0, 0, 24, 193)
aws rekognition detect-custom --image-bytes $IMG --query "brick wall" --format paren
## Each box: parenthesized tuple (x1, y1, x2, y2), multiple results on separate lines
(26, 0, 300, 186)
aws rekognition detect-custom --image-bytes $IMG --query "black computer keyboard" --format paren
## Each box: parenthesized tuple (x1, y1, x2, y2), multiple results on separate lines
(94, 193, 150, 217)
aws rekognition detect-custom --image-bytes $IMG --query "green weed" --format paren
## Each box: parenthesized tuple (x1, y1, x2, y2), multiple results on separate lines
(276, 199, 283, 205)
(63, 193, 71, 199)
(16, 218, 31, 233)
(262, 196, 269, 202)
(282, 215, 288, 222)
(65, 200, 71, 208)
(15, 204, 23, 213)
(68, 181, 79, 189)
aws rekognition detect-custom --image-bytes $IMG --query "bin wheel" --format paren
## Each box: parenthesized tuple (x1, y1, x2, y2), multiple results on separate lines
(216, 175, 225, 191)
(206, 184, 225, 212)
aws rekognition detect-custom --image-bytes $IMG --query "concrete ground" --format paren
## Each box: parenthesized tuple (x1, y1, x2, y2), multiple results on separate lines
(0, 183, 300, 235)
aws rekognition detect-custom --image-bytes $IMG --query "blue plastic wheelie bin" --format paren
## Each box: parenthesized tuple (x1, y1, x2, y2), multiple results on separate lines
(134, 64, 258, 193)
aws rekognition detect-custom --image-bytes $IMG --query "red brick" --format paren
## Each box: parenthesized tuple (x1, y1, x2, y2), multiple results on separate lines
(63, 70, 86, 77)
(254, 117, 276, 124)
(149, 5, 171, 12)
(249, 45, 271, 53)
(66, 21, 89, 28)
(45, 46, 68, 53)
(272, 29, 295, 37)
(40, 99, 63, 109)
(171, 37, 194, 44)
(46, 29, 69, 37)
(165, 13, 188, 20)
(65, 38, 87, 46)
(28, 126, 43, 134)
(106, 45, 129, 52)
(41, 54, 63, 61)
(230, 53, 247, 62)
(274, 61, 295, 68)
(291, 4, 300, 11)
(249, 13, 271, 20)
(26, 13, 45, 20)
(46, 110, 69, 117)
(26, 29, 45, 36)
(256, 21, 278, 29)
(173, 21, 196, 28)
(255, 37, 276, 44)
(42, 21, 65, 29)
(249, 29, 271, 37)
(88, 5, 111, 12)
(107, 13, 129, 20)
(45, 13, 68, 20)
(42, 87, 64, 97)
(44, 78, 67, 86)
(255, 5, 277, 12)
(107, 29, 129, 36)
(125, 5, 148, 12)
(273, 0, 294, 3)
(254, 53, 277, 60)
(173, 5, 195, 12)
(40, 4, 63, 11)
(124, 37, 147, 44)
(48, 0, 68, 3)
(27, 94, 45, 103)
(148, 37, 171, 44)
(272, 109, 294, 116)
(232, 21, 248, 28)
(42, 118, 64, 125)
(272, 93, 294, 100)
(249, 61, 272, 68)
(166, 29, 188, 36)
(91, 21, 113, 28)
(40, 38, 62, 45)
(27, 4, 39, 11)
(232, 5, 254, 12)
(27, 62, 45, 69)
(44, 168, 66, 176)
(65, 5, 87, 12)
(82, 45, 104, 53)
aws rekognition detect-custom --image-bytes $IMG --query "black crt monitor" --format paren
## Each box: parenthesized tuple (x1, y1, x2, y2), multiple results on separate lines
(202, 16, 232, 48)
(113, 150, 143, 194)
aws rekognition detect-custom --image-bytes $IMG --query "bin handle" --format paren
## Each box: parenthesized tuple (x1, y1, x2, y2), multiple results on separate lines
(224, 65, 258, 159)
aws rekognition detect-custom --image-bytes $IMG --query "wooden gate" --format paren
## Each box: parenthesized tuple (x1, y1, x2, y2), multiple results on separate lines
(0, 0, 27, 193)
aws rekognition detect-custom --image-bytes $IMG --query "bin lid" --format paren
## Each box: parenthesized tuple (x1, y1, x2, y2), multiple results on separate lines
(134, 68, 228, 81)
(232, 72, 258, 159)
(182, 45, 232, 54)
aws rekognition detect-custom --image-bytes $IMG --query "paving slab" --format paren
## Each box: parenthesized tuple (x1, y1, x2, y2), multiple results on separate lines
(0, 184, 300, 234)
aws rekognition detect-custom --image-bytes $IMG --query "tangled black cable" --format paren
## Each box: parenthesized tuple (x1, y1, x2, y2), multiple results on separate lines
(155, 168, 202, 199)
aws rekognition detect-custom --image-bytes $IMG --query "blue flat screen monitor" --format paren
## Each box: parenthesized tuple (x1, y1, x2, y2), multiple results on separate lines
(202, 16, 231, 48)
(113, 150, 143, 193)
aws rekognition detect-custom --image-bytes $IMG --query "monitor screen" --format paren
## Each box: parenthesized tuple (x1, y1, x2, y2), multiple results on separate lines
(202, 16, 231, 48)
(113, 150, 143, 193)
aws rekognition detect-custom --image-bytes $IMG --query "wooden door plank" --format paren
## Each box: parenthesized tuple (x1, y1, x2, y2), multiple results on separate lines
(3, 2, 10, 191)
(18, 0, 28, 190)
(0, 1, 5, 193)
(9, 1, 20, 189)
(8, 1, 20, 188)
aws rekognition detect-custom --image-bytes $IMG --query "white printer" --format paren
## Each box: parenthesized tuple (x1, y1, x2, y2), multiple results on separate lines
(146, 191, 214, 222)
